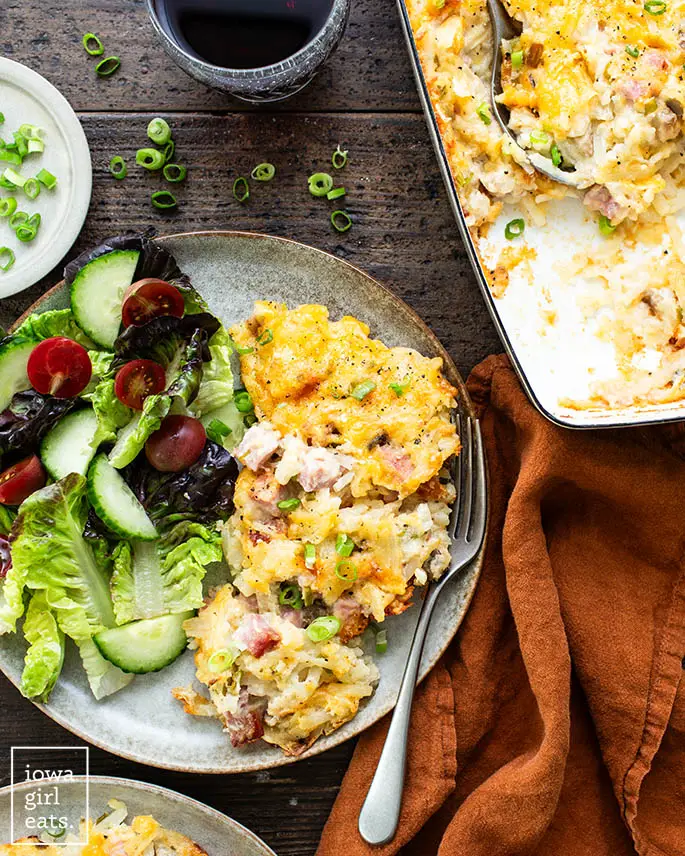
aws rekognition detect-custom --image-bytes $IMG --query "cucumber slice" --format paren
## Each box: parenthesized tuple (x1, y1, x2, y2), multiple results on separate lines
(69, 250, 140, 348)
(87, 454, 157, 540)
(94, 612, 193, 674)
(0, 338, 34, 412)
(40, 409, 100, 480)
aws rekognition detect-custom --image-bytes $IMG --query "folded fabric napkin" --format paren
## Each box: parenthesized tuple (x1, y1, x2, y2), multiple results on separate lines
(317, 354, 685, 856)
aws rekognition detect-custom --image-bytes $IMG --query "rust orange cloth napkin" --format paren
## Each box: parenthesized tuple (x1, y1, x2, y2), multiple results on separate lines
(317, 354, 685, 856)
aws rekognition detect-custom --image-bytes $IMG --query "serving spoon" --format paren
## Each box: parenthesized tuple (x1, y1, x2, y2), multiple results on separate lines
(486, 0, 583, 188)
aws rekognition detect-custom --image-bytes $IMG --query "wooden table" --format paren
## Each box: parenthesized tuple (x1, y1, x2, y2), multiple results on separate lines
(0, 2, 501, 852)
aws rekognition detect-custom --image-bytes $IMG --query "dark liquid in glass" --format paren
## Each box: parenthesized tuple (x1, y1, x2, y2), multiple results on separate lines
(158, 0, 335, 69)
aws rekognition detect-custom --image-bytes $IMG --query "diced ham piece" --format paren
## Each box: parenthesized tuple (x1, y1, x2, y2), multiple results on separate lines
(583, 185, 626, 223)
(377, 444, 415, 482)
(234, 614, 281, 657)
(280, 606, 304, 628)
(222, 688, 265, 747)
(619, 78, 649, 102)
(298, 447, 354, 492)
(333, 596, 370, 643)
(248, 471, 288, 518)
(234, 422, 281, 472)
(643, 49, 669, 73)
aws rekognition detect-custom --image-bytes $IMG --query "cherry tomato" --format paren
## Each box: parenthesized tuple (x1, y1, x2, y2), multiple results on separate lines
(114, 359, 166, 410)
(121, 279, 185, 327)
(27, 337, 93, 398)
(145, 415, 206, 472)
(0, 535, 11, 579)
(0, 455, 46, 506)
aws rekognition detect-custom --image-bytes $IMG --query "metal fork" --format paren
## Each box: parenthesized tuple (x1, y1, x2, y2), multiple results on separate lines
(358, 416, 488, 846)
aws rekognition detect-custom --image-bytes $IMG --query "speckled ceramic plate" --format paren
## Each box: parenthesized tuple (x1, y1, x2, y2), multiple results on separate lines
(0, 776, 276, 854)
(0, 231, 484, 772)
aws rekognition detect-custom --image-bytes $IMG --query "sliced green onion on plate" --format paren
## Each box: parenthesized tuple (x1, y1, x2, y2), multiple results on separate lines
(331, 210, 352, 233)
(151, 190, 177, 209)
(82, 33, 104, 56)
(375, 628, 388, 654)
(332, 145, 348, 169)
(335, 559, 358, 582)
(163, 163, 186, 183)
(277, 498, 301, 513)
(205, 419, 231, 445)
(109, 156, 127, 179)
(233, 176, 249, 203)
(598, 214, 616, 236)
(335, 533, 355, 557)
(147, 117, 172, 145)
(504, 218, 525, 240)
(36, 168, 57, 189)
(351, 380, 376, 400)
(327, 187, 346, 201)
(136, 148, 165, 170)
(308, 172, 333, 197)
(0, 197, 17, 217)
(251, 163, 276, 182)
(279, 584, 304, 608)
(23, 178, 40, 200)
(3, 167, 25, 187)
(306, 616, 341, 643)
(95, 56, 121, 77)
(234, 390, 254, 413)
(208, 647, 238, 672)
(0, 247, 15, 272)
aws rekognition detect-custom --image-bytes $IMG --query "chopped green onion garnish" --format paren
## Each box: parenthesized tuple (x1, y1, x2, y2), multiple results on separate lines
(13, 133, 28, 158)
(550, 144, 562, 167)
(625, 45, 640, 58)
(530, 129, 550, 146)
(36, 168, 57, 189)
(327, 187, 346, 200)
(3, 168, 25, 187)
(644, 98, 658, 114)
(335, 559, 358, 582)
(279, 583, 304, 608)
(304, 543, 316, 569)
(306, 616, 341, 643)
(309, 172, 333, 197)
(82, 33, 104, 56)
(0, 151, 22, 165)
(234, 390, 254, 413)
(251, 162, 276, 182)
(504, 218, 525, 240)
(644, 0, 666, 13)
(335, 533, 355, 557)
(147, 117, 172, 145)
(511, 49, 524, 69)
(476, 102, 492, 125)
(151, 190, 177, 209)
(95, 56, 121, 76)
(109, 156, 127, 179)
(206, 418, 231, 445)
(0, 197, 17, 217)
(389, 375, 411, 397)
(331, 210, 352, 233)
(18, 124, 43, 141)
(27, 139, 44, 155)
(136, 148, 165, 170)
(163, 139, 175, 164)
(26, 212, 41, 229)
(230, 336, 254, 355)
(0, 177, 14, 189)
(598, 214, 616, 236)
(233, 176, 249, 203)
(257, 328, 273, 345)
(9, 210, 28, 229)
(375, 628, 388, 654)
(332, 145, 349, 169)
(23, 178, 40, 200)
(244, 413, 258, 427)
(16, 225, 37, 243)
(351, 380, 376, 400)
(277, 497, 301, 512)
(163, 163, 186, 183)
(0, 247, 15, 272)
(208, 647, 238, 672)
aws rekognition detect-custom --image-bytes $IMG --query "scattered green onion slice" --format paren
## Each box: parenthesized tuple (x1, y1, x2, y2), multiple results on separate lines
(644, 98, 658, 114)
(0, 177, 14, 190)
(335, 559, 358, 583)
(351, 380, 376, 400)
(251, 162, 276, 182)
(277, 498, 302, 513)
(208, 647, 238, 672)
(476, 102, 492, 125)
(244, 413, 258, 428)
(389, 375, 412, 397)
(530, 129, 550, 146)
(598, 214, 616, 236)
(3, 167, 25, 187)
(304, 543, 316, 569)
(0, 197, 17, 217)
(163, 163, 186, 183)
(644, 0, 666, 13)
(151, 190, 177, 209)
(26, 212, 41, 229)
(163, 139, 175, 164)
(625, 45, 640, 58)
(23, 178, 40, 200)
(335, 533, 355, 557)
(331, 210, 352, 233)
(308, 172, 333, 197)
(332, 145, 349, 169)
(233, 176, 250, 203)
(0, 113, 4, 124)
(306, 616, 341, 643)
(550, 144, 562, 167)
(95, 56, 121, 76)
(0, 151, 22, 165)
(36, 168, 57, 189)
(511, 49, 524, 69)
(0, 247, 15, 272)
(206, 418, 231, 445)
(279, 584, 304, 608)
(375, 628, 388, 654)
(136, 148, 165, 170)
(27, 139, 44, 155)
(13, 132, 28, 158)
(234, 390, 254, 413)
(82, 32, 104, 56)
(230, 336, 254, 355)
(327, 187, 346, 200)
(109, 155, 127, 179)
(504, 218, 525, 240)
(9, 211, 28, 229)
(257, 328, 273, 345)
(18, 124, 44, 140)
(147, 117, 172, 145)
(16, 225, 37, 243)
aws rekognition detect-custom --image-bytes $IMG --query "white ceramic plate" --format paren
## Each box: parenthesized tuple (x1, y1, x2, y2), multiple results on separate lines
(0, 57, 92, 300)
(0, 231, 484, 773)
(0, 776, 276, 854)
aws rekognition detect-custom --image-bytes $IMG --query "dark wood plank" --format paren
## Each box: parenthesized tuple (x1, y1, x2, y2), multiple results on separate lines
(0, 0, 420, 113)
(0, 112, 500, 377)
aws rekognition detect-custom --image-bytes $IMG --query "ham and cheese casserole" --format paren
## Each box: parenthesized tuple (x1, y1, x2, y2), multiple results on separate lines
(0, 800, 206, 855)
(173, 302, 459, 755)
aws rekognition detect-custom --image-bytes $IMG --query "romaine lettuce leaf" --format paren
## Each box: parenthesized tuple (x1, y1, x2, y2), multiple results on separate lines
(0, 559, 28, 635)
(108, 393, 171, 469)
(85, 379, 133, 444)
(189, 327, 234, 417)
(20, 591, 64, 701)
(12, 309, 97, 349)
(75, 637, 133, 700)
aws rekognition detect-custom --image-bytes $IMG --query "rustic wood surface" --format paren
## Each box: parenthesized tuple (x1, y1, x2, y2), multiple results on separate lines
(0, 1, 501, 854)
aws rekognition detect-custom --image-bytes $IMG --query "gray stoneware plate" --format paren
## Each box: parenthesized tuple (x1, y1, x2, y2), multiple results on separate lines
(0, 775, 276, 854)
(0, 231, 484, 773)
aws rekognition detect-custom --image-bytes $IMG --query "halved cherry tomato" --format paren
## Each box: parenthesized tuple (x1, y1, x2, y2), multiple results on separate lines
(114, 359, 166, 410)
(0, 534, 11, 579)
(27, 337, 93, 398)
(121, 278, 185, 327)
(145, 415, 206, 472)
(0, 455, 46, 506)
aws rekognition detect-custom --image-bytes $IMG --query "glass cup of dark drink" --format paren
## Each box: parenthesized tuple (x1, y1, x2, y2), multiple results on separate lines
(147, 0, 350, 102)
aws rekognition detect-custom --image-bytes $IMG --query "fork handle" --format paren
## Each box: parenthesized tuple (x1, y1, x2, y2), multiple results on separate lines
(358, 585, 441, 846)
